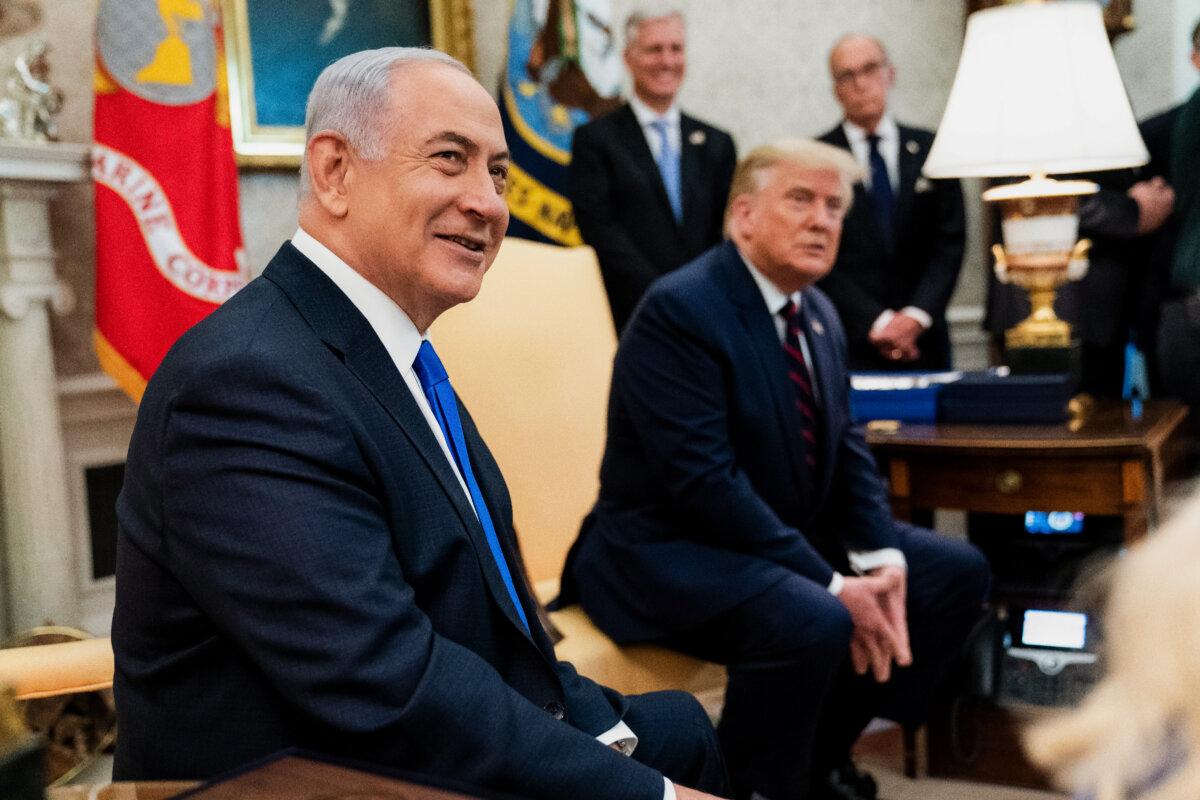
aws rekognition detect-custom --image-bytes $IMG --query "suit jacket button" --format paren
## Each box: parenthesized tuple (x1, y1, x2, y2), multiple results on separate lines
(544, 701, 565, 720)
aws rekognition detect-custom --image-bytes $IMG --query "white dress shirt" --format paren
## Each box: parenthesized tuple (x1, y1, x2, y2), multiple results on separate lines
(628, 93, 681, 162)
(290, 229, 657, 793)
(841, 115, 933, 333)
(739, 248, 907, 593)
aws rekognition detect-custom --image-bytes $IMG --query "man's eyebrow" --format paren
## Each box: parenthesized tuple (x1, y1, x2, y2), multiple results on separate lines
(424, 131, 509, 162)
(424, 131, 476, 151)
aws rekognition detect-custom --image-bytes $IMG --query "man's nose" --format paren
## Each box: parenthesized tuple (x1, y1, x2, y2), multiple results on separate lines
(459, 170, 508, 223)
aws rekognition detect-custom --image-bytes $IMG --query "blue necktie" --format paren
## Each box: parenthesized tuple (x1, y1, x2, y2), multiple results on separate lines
(650, 118, 683, 223)
(867, 133, 895, 243)
(412, 340, 531, 635)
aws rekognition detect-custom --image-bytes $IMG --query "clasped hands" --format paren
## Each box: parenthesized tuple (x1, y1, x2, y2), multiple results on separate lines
(869, 312, 922, 363)
(837, 565, 912, 683)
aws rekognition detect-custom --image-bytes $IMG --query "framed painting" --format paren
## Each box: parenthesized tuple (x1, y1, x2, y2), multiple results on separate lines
(221, 0, 476, 168)
(966, 0, 1134, 40)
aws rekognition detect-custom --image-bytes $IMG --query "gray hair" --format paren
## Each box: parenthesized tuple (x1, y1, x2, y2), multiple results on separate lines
(623, 5, 684, 50)
(299, 47, 470, 194)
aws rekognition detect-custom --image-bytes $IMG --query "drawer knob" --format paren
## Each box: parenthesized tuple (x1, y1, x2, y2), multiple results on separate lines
(996, 470, 1023, 494)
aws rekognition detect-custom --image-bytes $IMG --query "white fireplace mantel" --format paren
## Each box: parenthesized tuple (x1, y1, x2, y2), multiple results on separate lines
(0, 140, 92, 635)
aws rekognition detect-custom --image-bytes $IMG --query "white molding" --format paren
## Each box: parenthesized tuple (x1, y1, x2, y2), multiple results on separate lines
(0, 141, 91, 183)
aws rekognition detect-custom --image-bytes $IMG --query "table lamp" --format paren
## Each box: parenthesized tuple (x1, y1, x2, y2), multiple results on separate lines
(923, 0, 1148, 375)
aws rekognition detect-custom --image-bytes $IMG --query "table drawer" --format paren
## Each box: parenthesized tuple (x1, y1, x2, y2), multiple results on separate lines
(897, 455, 1129, 515)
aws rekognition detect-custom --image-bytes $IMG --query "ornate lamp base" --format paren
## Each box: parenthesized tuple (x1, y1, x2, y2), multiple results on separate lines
(1005, 338, 1082, 384)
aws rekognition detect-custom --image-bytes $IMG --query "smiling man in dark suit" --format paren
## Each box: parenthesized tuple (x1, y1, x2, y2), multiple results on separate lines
(562, 139, 989, 800)
(111, 47, 727, 800)
(817, 34, 965, 371)
(568, 7, 736, 333)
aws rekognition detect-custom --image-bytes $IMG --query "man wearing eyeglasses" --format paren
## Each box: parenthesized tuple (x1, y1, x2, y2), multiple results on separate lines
(818, 34, 965, 371)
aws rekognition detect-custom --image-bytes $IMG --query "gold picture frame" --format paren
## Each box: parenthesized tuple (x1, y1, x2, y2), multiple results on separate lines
(221, 0, 476, 168)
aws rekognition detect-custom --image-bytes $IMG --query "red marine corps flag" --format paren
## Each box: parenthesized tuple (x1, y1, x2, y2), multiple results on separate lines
(93, 0, 247, 402)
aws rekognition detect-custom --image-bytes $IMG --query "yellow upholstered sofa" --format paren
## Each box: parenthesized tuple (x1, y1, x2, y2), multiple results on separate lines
(432, 237, 726, 705)
(0, 636, 114, 701)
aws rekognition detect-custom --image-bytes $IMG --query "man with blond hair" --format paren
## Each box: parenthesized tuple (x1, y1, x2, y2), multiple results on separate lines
(569, 6, 736, 333)
(563, 139, 989, 800)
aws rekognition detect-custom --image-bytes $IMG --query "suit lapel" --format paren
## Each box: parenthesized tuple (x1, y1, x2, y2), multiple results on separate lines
(616, 104, 679, 227)
(719, 245, 810, 494)
(679, 115, 704, 229)
(894, 126, 923, 239)
(263, 244, 535, 642)
(799, 291, 841, 500)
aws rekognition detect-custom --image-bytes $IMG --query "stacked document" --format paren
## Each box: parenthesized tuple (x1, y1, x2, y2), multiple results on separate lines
(850, 369, 1072, 424)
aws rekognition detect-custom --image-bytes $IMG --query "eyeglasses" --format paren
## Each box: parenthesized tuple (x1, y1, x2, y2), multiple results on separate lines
(833, 60, 888, 86)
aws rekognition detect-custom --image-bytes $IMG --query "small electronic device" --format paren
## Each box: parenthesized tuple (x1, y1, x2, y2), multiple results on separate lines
(1024, 510, 1084, 535)
(998, 607, 1100, 706)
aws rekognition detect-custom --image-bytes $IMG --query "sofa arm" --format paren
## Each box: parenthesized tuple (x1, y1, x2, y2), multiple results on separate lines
(0, 638, 114, 700)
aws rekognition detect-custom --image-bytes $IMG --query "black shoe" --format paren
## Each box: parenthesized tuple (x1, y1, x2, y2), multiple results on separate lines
(816, 760, 878, 800)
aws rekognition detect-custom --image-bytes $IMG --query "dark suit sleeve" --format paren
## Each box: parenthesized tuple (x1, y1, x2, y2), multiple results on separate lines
(160, 356, 666, 800)
(906, 177, 966, 320)
(614, 291, 837, 586)
(569, 123, 662, 300)
(1079, 187, 1141, 239)
(815, 266, 888, 348)
(810, 295, 900, 552)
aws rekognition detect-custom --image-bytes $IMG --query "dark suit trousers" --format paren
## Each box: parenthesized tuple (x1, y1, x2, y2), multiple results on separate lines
(657, 524, 989, 800)
(625, 690, 730, 796)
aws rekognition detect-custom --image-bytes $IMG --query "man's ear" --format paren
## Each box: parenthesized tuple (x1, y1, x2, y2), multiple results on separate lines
(728, 193, 753, 239)
(306, 132, 353, 218)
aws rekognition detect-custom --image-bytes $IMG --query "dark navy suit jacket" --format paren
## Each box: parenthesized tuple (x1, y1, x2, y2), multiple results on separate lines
(569, 103, 736, 332)
(112, 243, 666, 799)
(561, 242, 897, 642)
(816, 123, 965, 371)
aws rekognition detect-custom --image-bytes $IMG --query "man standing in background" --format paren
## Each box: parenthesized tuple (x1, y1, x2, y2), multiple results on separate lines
(818, 34, 965, 371)
(569, 7, 736, 333)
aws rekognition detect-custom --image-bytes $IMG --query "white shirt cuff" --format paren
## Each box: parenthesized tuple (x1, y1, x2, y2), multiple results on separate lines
(870, 309, 895, 336)
(596, 719, 638, 756)
(827, 571, 845, 596)
(664, 777, 676, 800)
(899, 306, 933, 330)
(848, 548, 908, 574)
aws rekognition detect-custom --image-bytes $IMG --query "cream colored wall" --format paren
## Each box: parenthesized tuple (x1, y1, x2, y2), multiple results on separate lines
(27, 0, 1192, 377)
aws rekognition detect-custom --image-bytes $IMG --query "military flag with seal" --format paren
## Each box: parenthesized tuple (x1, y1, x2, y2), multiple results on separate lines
(500, 0, 620, 245)
(93, 0, 248, 402)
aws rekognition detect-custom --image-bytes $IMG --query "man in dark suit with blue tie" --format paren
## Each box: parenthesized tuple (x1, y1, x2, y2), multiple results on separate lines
(111, 47, 727, 800)
(561, 140, 989, 800)
(817, 35, 965, 371)
(568, 8, 736, 334)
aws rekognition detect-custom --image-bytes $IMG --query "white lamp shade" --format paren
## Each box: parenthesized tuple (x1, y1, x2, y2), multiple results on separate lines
(924, 0, 1148, 179)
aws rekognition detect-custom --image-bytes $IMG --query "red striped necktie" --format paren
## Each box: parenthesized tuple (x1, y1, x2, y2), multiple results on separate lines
(780, 300, 820, 471)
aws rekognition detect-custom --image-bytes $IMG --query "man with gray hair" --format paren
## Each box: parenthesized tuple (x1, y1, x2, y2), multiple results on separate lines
(112, 47, 727, 800)
(562, 139, 989, 800)
(817, 34, 965, 372)
(568, 6, 736, 333)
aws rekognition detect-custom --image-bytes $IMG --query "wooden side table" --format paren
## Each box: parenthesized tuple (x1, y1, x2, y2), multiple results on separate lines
(865, 399, 1190, 787)
(867, 400, 1190, 543)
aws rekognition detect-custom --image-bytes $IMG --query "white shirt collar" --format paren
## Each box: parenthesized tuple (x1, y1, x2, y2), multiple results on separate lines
(735, 245, 801, 318)
(290, 227, 424, 373)
(628, 93, 681, 129)
(842, 113, 898, 148)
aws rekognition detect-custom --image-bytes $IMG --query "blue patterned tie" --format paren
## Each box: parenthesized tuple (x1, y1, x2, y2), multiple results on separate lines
(867, 133, 895, 243)
(650, 118, 683, 223)
(412, 340, 531, 635)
